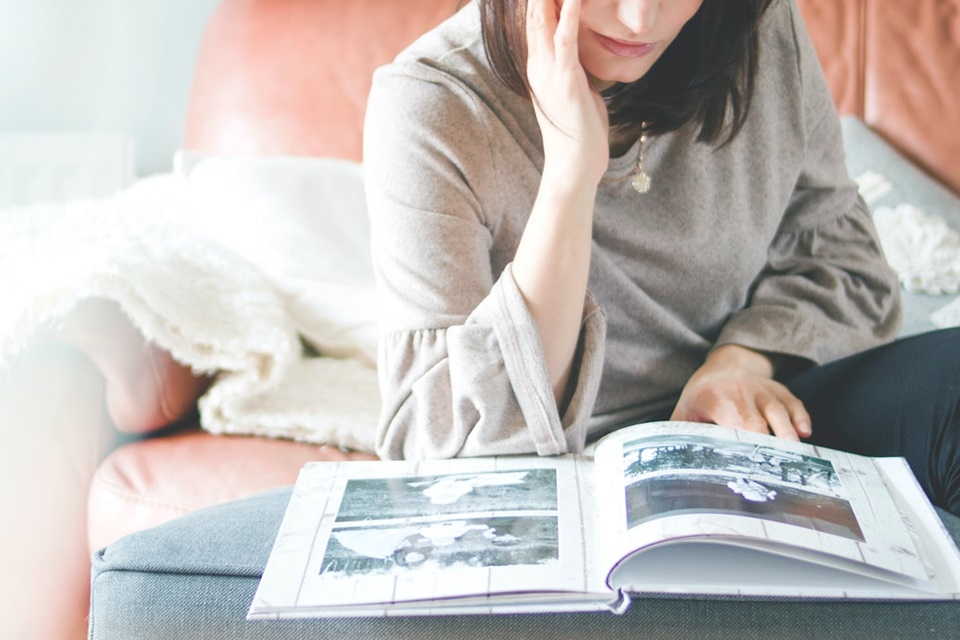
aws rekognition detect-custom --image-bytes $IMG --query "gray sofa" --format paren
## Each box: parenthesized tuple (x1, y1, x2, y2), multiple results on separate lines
(89, 486, 960, 640)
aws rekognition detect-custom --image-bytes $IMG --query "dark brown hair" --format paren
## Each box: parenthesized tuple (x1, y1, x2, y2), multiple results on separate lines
(479, 0, 777, 145)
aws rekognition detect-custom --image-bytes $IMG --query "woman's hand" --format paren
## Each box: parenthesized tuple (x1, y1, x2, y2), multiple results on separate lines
(512, 0, 609, 405)
(670, 345, 812, 441)
(526, 0, 609, 185)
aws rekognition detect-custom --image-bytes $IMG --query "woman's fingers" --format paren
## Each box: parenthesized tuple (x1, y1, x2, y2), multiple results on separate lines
(525, 0, 557, 63)
(756, 392, 799, 441)
(553, 0, 581, 68)
(672, 370, 813, 441)
(779, 388, 812, 438)
(527, 0, 583, 74)
(754, 386, 813, 440)
(732, 386, 812, 441)
(524, 0, 609, 181)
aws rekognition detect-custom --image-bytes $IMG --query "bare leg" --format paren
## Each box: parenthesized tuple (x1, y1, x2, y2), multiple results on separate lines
(0, 299, 211, 638)
(0, 345, 111, 639)
(42, 299, 212, 433)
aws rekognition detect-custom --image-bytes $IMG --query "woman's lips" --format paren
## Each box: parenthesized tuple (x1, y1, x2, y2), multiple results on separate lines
(593, 32, 656, 58)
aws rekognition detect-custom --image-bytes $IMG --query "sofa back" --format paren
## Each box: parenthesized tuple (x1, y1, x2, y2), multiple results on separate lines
(183, 0, 959, 196)
(183, 0, 459, 161)
(797, 0, 960, 195)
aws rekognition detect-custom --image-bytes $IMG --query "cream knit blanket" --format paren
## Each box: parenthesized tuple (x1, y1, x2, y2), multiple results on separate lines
(874, 203, 960, 296)
(0, 175, 380, 453)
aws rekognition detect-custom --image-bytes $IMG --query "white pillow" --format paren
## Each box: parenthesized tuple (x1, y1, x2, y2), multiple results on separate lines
(175, 150, 378, 365)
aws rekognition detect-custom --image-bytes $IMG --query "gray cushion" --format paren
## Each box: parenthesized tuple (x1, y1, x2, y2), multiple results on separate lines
(89, 485, 960, 640)
(841, 116, 960, 338)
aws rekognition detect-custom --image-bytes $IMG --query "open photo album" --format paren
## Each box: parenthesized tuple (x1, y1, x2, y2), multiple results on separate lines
(248, 421, 960, 619)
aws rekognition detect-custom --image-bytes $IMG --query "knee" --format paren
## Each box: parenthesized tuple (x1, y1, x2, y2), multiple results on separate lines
(38, 299, 211, 433)
(105, 344, 211, 433)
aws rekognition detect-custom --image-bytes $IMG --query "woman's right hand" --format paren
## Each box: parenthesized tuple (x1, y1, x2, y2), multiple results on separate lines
(512, 0, 608, 406)
(525, 0, 609, 185)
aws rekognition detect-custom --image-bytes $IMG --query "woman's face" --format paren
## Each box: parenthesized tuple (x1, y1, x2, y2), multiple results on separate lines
(573, 0, 705, 91)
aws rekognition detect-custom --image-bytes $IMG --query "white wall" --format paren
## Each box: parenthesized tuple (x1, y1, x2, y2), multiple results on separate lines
(0, 0, 222, 177)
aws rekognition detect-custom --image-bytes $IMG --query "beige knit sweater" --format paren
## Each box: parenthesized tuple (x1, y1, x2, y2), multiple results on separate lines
(363, 0, 901, 460)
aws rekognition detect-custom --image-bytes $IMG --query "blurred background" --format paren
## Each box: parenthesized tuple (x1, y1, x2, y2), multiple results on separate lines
(1, 3, 221, 636)
(0, 0, 221, 181)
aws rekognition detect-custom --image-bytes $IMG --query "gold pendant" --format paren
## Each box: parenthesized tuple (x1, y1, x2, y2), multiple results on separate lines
(632, 123, 651, 194)
(631, 170, 651, 194)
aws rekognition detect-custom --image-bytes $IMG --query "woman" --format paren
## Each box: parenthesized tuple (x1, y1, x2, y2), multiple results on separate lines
(363, 0, 960, 514)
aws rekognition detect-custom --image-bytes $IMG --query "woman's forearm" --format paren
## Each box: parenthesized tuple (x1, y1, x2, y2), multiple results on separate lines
(512, 168, 598, 405)
(518, 0, 608, 407)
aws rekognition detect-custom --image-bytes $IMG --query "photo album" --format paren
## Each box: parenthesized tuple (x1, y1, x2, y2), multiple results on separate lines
(248, 421, 960, 619)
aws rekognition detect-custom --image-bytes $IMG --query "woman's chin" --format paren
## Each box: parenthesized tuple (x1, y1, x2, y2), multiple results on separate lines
(585, 67, 651, 91)
(587, 74, 616, 92)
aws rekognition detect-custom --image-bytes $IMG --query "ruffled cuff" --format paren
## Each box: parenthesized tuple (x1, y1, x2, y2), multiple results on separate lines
(491, 264, 606, 455)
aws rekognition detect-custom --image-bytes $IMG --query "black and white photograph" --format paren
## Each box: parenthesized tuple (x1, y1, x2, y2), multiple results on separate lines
(335, 468, 558, 522)
(320, 515, 560, 578)
(623, 435, 843, 496)
(319, 467, 563, 578)
(621, 435, 863, 541)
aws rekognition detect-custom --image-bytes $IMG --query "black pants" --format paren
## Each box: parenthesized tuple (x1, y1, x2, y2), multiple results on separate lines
(783, 327, 960, 515)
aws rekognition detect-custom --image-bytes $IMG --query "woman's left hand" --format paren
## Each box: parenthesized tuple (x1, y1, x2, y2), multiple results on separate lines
(670, 345, 812, 441)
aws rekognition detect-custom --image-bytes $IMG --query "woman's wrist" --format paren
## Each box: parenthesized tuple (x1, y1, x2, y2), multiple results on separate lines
(704, 344, 776, 378)
(706, 344, 808, 380)
(540, 160, 604, 200)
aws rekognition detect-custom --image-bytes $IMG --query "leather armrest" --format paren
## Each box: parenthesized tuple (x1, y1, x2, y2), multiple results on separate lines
(88, 429, 377, 553)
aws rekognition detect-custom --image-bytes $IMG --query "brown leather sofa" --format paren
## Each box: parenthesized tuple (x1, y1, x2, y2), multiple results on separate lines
(2, 1, 957, 638)
(800, 0, 959, 195)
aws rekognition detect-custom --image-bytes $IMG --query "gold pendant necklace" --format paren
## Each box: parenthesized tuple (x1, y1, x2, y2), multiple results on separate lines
(631, 124, 651, 194)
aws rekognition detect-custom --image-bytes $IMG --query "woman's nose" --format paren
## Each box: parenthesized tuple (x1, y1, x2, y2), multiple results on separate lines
(616, 0, 659, 35)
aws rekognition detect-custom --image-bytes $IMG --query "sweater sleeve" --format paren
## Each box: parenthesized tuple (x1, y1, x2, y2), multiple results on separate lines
(364, 64, 606, 460)
(715, 0, 901, 364)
